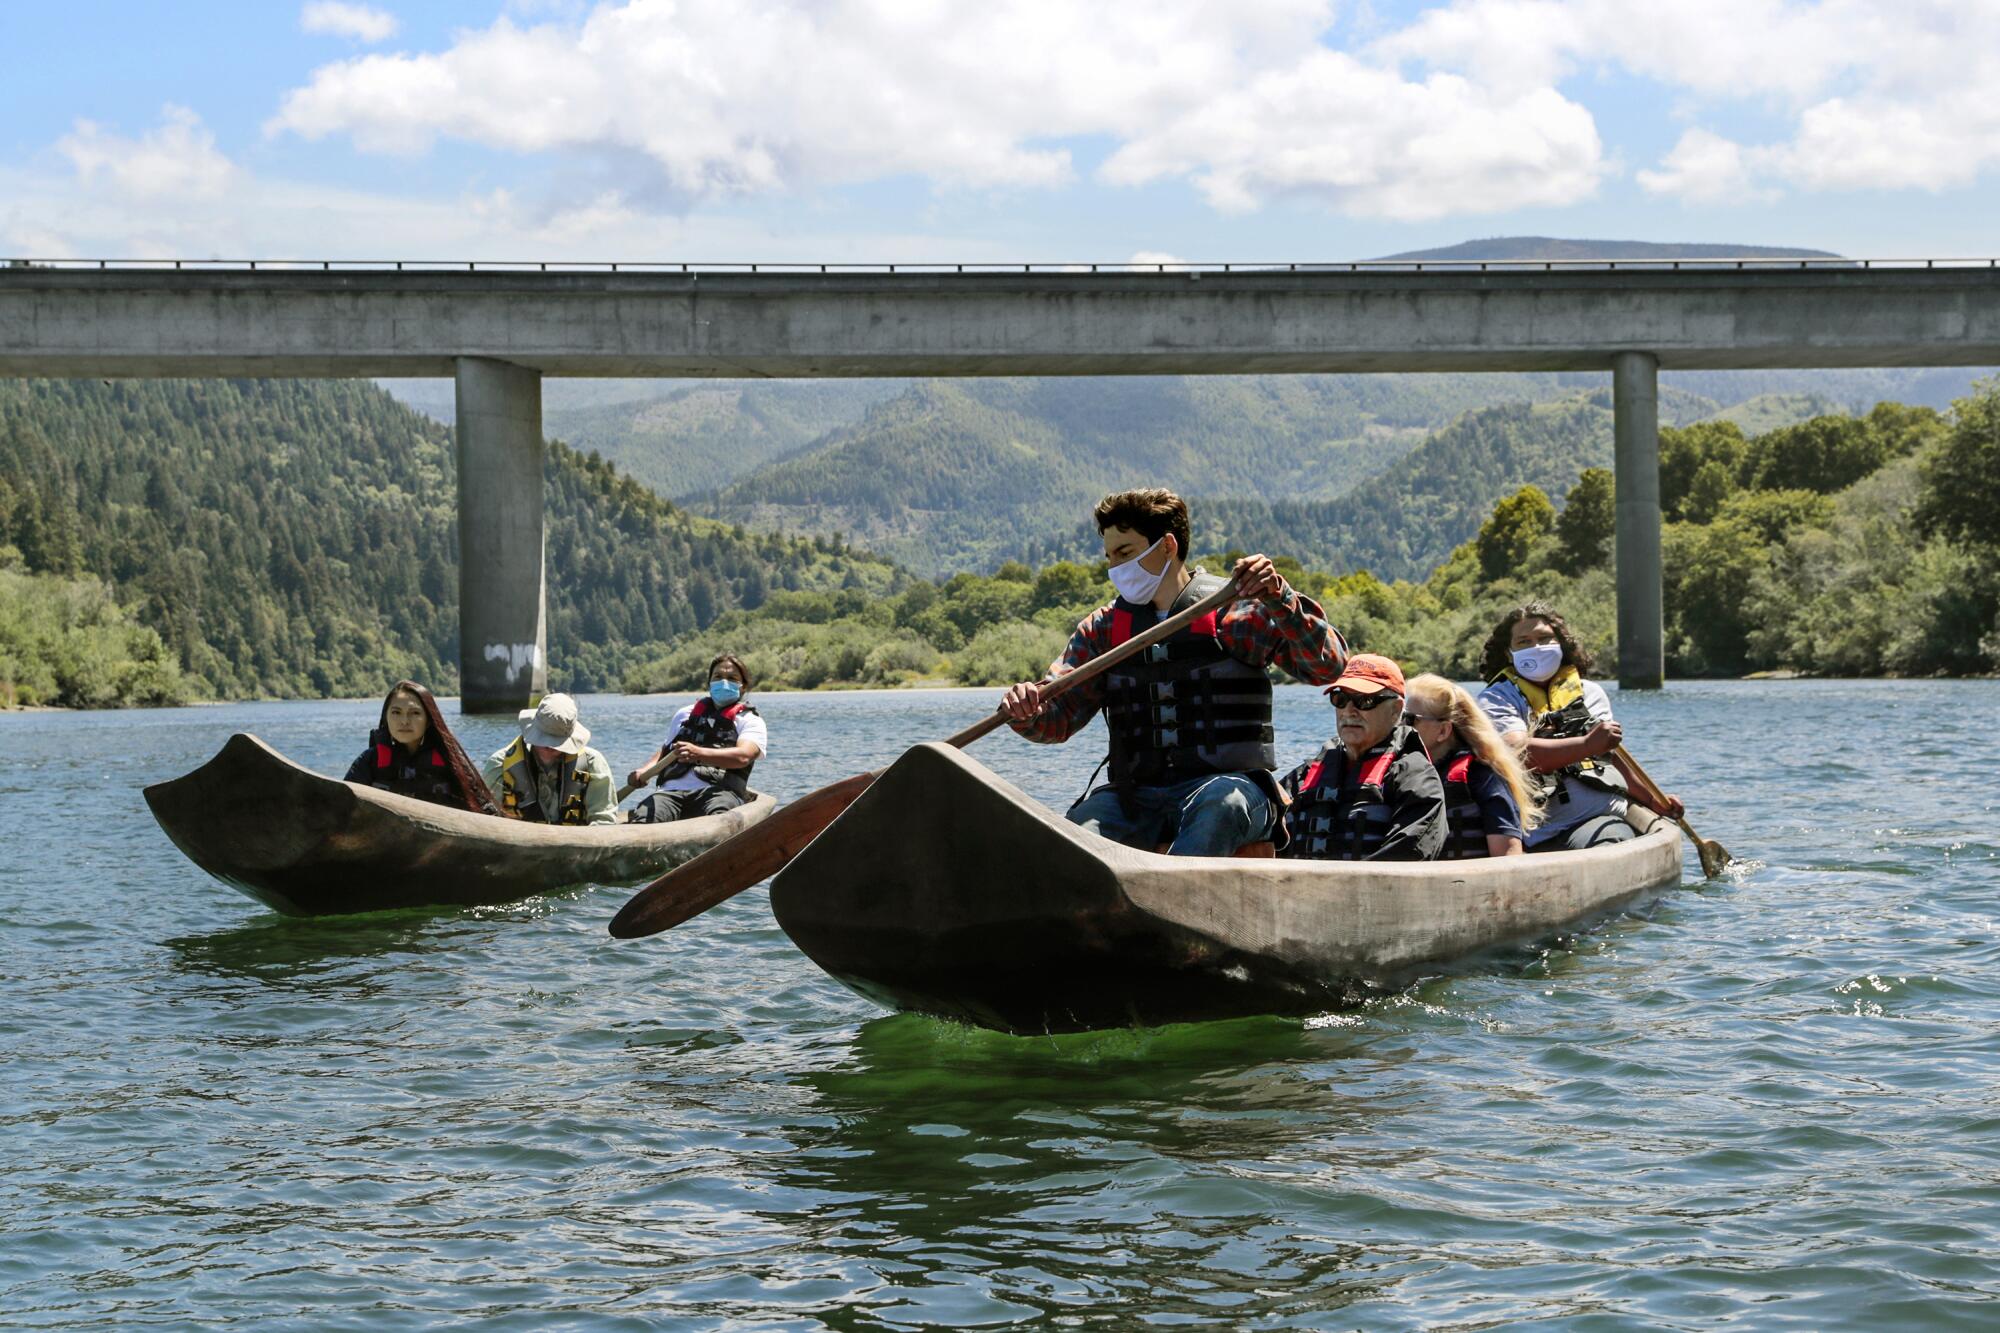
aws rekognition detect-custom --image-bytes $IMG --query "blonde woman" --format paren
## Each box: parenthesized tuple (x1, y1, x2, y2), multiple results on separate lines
(1403, 673, 1540, 858)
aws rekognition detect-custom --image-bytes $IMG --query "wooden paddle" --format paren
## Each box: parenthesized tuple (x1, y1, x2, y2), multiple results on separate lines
(607, 573, 1249, 939)
(616, 751, 675, 804)
(1612, 744, 1732, 878)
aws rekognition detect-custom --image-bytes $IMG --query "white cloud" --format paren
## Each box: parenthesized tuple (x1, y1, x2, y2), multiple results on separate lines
(1381, 0, 2000, 200)
(0, 153, 1027, 266)
(1102, 52, 1605, 220)
(265, 0, 1606, 219)
(1637, 129, 1775, 204)
(57, 105, 236, 200)
(301, 2, 399, 42)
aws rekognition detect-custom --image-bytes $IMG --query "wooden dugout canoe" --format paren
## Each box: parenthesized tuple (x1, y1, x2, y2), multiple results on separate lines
(146, 732, 776, 917)
(770, 742, 1684, 1034)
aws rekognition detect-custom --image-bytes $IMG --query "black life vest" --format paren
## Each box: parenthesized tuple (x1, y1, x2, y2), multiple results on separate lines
(355, 732, 460, 807)
(1436, 751, 1496, 860)
(661, 697, 757, 798)
(1101, 572, 1274, 789)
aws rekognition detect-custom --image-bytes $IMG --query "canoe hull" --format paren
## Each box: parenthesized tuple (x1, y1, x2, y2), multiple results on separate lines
(146, 733, 775, 916)
(771, 743, 1684, 1033)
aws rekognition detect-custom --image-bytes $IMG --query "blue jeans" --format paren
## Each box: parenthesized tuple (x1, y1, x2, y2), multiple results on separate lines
(1067, 773, 1275, 857)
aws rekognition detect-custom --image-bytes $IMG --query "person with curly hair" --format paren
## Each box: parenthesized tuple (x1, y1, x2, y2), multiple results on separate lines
(1474, 603, 1683, 851)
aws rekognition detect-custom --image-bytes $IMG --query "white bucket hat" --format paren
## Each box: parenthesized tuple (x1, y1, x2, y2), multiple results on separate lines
(518, 692, 590, 754)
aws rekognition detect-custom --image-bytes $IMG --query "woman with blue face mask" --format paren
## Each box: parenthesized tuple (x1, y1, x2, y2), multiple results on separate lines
(1473, 602, 1683, 851)
(627, 653, 768, 824)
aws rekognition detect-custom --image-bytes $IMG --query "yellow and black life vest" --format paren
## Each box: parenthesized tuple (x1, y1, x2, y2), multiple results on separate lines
(494, 736, 590, 825)
(1491, 665, 1625, 807)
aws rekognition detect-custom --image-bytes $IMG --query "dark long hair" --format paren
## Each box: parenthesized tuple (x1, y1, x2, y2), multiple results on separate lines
(379, 680, 509, 817)
(1479, 602, 1597, 680)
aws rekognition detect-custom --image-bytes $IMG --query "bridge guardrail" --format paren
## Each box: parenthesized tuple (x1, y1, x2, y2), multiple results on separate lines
(6, 256, 1999, 275)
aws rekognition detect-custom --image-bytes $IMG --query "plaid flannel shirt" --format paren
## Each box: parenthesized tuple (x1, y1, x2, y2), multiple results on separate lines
(1007, 577, 1349, 744)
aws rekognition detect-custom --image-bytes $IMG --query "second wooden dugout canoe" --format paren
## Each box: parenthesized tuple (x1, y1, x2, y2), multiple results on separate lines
(770, 742, 1684, 1034)
(146, 732, 776, 917)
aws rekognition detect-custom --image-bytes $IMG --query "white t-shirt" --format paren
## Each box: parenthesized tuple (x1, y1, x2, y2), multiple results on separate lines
(1476, 677, 1626, 847)
(656, 703, 768, 792)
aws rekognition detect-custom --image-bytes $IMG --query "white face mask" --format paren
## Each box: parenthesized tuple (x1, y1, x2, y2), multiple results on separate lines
(1511, 643, 1565, 683)
(1108, 536, 1169, 604)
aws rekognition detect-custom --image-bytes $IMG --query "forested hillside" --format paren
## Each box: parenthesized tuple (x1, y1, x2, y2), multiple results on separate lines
(628, 384, 2000, 691)
(1192, 387, 1720, 580)
(683, 367, 1992, 577)
(0, 378, 899, 704)
(701, 373, 1591, 574)
(546, 379, 896, 496)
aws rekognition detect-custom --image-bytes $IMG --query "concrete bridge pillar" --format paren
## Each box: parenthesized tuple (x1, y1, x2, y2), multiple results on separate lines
(1613, 350, 1664, 690)
(455, 356, 548, 713)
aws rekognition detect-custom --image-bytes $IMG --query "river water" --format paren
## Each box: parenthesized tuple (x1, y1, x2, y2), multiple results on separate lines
(3, 682, 1996, 1329)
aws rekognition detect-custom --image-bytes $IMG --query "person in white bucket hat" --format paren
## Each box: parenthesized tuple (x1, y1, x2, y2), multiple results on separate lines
(480, 693, 617, 825)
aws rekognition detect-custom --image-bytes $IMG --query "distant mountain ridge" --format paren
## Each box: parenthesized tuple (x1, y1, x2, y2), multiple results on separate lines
(1374, 237, 1843, 262)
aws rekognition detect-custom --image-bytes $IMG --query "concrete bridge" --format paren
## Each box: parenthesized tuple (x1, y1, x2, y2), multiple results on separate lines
(5, 259, 1999, 707)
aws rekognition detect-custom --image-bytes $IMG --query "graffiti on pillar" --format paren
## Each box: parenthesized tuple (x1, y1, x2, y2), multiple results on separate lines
(483, 642, 542, 680)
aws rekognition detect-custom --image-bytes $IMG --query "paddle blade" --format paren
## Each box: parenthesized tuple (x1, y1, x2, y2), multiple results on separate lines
(607, 770, 878, 938)
(1693, 831, 1732, 879)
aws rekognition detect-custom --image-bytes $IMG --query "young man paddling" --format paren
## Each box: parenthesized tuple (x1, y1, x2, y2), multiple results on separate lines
(1001, 488, 1349, 856)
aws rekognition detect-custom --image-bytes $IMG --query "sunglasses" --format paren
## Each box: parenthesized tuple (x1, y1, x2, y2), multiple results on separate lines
(1403, 712, 1448, 725)
(1328, 689, 1398, 710)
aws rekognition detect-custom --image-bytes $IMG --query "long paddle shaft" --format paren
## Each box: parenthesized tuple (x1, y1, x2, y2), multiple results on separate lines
(608, 574, 1248, 938)
(1611, 744, 1732, 878)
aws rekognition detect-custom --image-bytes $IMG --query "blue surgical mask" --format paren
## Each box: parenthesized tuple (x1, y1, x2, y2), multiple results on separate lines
(1510, 644, 1564, 683)
(708, 679, 742, 707)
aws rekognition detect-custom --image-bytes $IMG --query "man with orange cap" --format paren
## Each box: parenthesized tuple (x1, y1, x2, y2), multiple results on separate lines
(1280, 653, 1445, 861)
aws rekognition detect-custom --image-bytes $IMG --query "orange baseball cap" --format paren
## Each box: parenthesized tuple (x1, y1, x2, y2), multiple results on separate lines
(1326, 653, 1405, 696)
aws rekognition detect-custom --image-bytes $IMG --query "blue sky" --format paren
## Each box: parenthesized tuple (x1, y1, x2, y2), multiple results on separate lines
(5, 1, 1997, 263)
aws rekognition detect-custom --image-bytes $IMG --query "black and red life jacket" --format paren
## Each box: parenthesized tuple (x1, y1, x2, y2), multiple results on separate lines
(1283, 739, 1400, 860)
(660, 696, 758, 797)
(1436, 751, 1496, 860)
(354, 731, 461, 807)
(1100, 572, 1274, 790)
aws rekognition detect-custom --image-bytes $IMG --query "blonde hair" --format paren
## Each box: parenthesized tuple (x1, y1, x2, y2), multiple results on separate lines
(1405, 673, 1541, 833)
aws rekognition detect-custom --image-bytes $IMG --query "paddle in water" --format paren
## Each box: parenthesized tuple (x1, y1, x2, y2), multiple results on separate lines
(1612, 744, 1732, 878)
(607, 573, 1248, 938)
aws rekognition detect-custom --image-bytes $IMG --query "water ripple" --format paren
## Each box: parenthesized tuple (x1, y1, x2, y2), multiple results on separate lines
(7, 685, 2000, 1327)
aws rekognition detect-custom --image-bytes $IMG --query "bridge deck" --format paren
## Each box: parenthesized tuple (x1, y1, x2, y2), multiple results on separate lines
(5, 265, 1998, 378)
